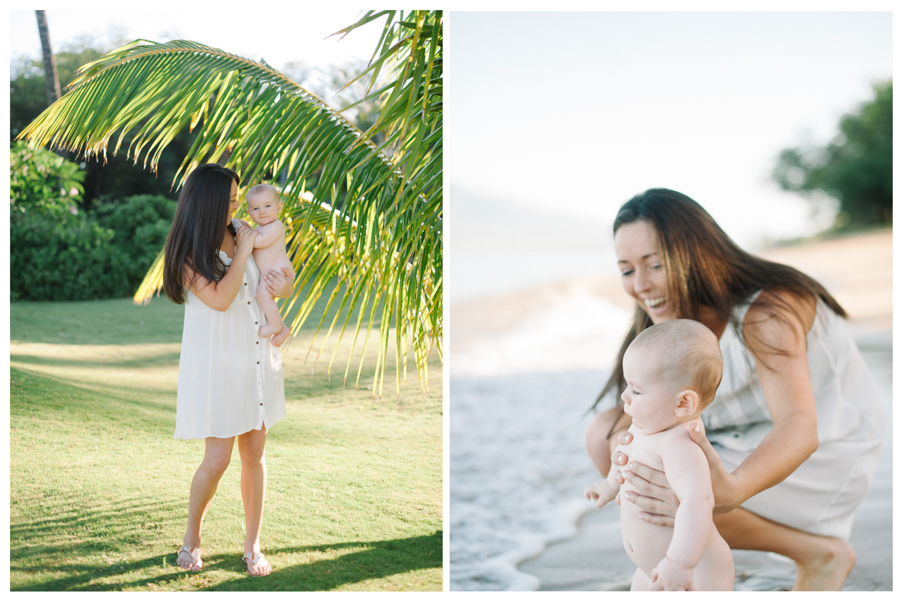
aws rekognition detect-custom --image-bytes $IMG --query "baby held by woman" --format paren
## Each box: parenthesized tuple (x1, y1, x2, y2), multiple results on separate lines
(242, 184, 295, 347)
(584, 319, 734, 591)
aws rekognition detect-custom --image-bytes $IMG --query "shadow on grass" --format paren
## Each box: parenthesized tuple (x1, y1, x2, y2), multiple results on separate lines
(11, 532, 442, 591)
(11, 366, 175, 427)
(210, 532, 443, 591)
(11, 350, 184, 371)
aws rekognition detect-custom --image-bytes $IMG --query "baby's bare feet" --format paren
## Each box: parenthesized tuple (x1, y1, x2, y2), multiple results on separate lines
(258, 322, 282, 338)
(272, 326, 290, 347)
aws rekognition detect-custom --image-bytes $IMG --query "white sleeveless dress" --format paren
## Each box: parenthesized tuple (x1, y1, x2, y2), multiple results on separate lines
(704, 291, 884, 539)
(174, 221, 286, 439)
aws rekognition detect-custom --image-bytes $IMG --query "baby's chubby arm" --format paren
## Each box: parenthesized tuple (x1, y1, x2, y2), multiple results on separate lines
(246, 219, 284, 249)
(649, 425, 714, 591)
(584, 454, 623, 508)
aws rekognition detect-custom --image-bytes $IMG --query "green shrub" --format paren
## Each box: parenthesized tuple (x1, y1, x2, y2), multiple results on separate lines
(94, 194, 177, 291)
(11, 143, 176, 301)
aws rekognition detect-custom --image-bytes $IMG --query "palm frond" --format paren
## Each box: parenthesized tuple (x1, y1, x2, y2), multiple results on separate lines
(18, 14, 442, 396)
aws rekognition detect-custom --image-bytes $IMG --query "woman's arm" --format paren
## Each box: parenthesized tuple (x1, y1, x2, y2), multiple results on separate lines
(708, 289, 818, 509)
(185, 226, 258, 311)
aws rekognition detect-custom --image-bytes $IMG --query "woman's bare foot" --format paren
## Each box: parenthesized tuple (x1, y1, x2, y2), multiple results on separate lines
(242, 551, 272, 577)
(177, 546, 202, 571)
(271, 325, 290, 347)
(792, 537, 856, 590)
(258, 322, 282, 338)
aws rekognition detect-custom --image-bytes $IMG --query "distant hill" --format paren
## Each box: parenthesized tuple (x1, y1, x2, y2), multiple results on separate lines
(448, 186, 611, 252)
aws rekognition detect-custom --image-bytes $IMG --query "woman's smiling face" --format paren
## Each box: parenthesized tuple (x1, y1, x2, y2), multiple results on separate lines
(614, 220, 677, 324)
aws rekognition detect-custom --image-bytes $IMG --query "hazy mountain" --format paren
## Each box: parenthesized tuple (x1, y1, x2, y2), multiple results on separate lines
(448, 186, 611, 252)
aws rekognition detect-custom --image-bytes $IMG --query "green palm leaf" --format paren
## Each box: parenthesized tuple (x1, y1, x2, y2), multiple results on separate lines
(18, 11, 442, 396)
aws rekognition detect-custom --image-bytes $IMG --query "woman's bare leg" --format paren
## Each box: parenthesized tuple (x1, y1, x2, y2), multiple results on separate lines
(714, 508, 855, 591)
(237, 425, 272, 576)
(585, 406, 631, 478)
(179, 436, 235, 569)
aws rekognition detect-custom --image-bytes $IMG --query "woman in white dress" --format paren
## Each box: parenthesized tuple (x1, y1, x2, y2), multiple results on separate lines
(585, 189, 884, 590)
(162, 164, 294, 577)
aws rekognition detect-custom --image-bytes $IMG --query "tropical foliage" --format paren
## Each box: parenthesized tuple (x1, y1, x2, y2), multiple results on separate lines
(18, 10, 442, 395)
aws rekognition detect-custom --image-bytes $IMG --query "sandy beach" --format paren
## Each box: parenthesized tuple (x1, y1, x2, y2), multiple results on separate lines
(449, 229, 892, 591)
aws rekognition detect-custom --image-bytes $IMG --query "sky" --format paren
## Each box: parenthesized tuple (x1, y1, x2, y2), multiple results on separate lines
(446, 11, 892, 249)
(9, 9, 382, 96)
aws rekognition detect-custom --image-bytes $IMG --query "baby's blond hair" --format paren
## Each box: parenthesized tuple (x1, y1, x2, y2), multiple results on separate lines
(246, 183, 280, 202)
(628, 319, 723, 410)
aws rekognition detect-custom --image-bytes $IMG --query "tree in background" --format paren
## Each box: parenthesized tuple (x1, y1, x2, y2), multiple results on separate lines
(772, 80, 892, 229)
(35, 10, 61, 106)
(19, 10, 442, 395)
(12, 35, 194, 206)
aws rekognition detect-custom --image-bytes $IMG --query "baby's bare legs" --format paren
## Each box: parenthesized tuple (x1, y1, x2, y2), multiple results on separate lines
(631, 568, 650, 591)
(256, 283, 285, 342)
(587, 407, 854, 591)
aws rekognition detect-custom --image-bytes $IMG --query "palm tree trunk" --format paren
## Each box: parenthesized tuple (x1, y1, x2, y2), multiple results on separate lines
(35, 10, 61, 106)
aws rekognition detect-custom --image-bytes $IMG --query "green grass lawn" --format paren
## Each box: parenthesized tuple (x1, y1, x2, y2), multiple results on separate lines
(10, 297, 442, 591)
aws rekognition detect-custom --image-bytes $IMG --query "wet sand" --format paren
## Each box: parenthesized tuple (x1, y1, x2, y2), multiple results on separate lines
(451, 229, 892, 590)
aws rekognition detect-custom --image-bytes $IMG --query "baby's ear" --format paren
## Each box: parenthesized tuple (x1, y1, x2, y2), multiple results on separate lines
(674, 390, 698, 417)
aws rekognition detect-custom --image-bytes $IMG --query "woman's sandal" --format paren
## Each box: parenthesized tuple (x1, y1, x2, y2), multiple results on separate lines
(177, 546, 202, 571)
(242, 551, 272, 577)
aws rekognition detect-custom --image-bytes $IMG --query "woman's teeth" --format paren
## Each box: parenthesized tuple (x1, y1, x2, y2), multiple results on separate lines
(645, 297, 666, 308)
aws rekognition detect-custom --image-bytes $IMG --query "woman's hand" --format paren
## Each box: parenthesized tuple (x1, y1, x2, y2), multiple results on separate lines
(617, 426, 742, 522)
(234, 224, 258, 257)
(688, 423, 743, 514)
(613, 430, 681, 526)
(265, 268, 294, 298)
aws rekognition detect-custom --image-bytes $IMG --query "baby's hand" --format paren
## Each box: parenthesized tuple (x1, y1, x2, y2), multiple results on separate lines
(583, 482, 614, 508)
(649, 556, 695, 591)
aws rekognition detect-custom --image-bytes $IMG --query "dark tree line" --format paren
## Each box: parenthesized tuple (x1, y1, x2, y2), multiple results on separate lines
(773, 81, 892, 229)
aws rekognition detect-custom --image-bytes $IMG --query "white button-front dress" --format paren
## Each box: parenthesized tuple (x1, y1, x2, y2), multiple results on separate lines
(174, 223, 286, 440)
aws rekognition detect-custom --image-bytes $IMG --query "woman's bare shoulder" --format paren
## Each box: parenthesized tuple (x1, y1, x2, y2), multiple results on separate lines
(743, 287, 816, 357)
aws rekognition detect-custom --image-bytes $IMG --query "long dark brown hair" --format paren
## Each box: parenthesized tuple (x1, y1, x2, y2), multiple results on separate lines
(163, 164, 240, 304)
(591, 188, 846, 418)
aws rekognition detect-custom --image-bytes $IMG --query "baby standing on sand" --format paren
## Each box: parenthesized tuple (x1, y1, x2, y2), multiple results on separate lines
(241, 184, 295, 347)
(584, 319, 734, 591)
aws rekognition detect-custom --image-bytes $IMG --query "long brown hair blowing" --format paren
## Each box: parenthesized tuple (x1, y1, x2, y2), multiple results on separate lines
(591, 188, 846, 418)
(163, 164, 240, 304)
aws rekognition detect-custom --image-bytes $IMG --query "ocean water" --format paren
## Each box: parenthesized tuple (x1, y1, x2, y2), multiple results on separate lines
(448, 369, 610, 591)
(448, 275, 631, 591)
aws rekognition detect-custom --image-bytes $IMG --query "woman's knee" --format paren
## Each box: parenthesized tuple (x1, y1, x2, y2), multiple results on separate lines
(202, 452, 232, 477)
(201, 438, 234, 476)
(238, 429, 267, 464)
